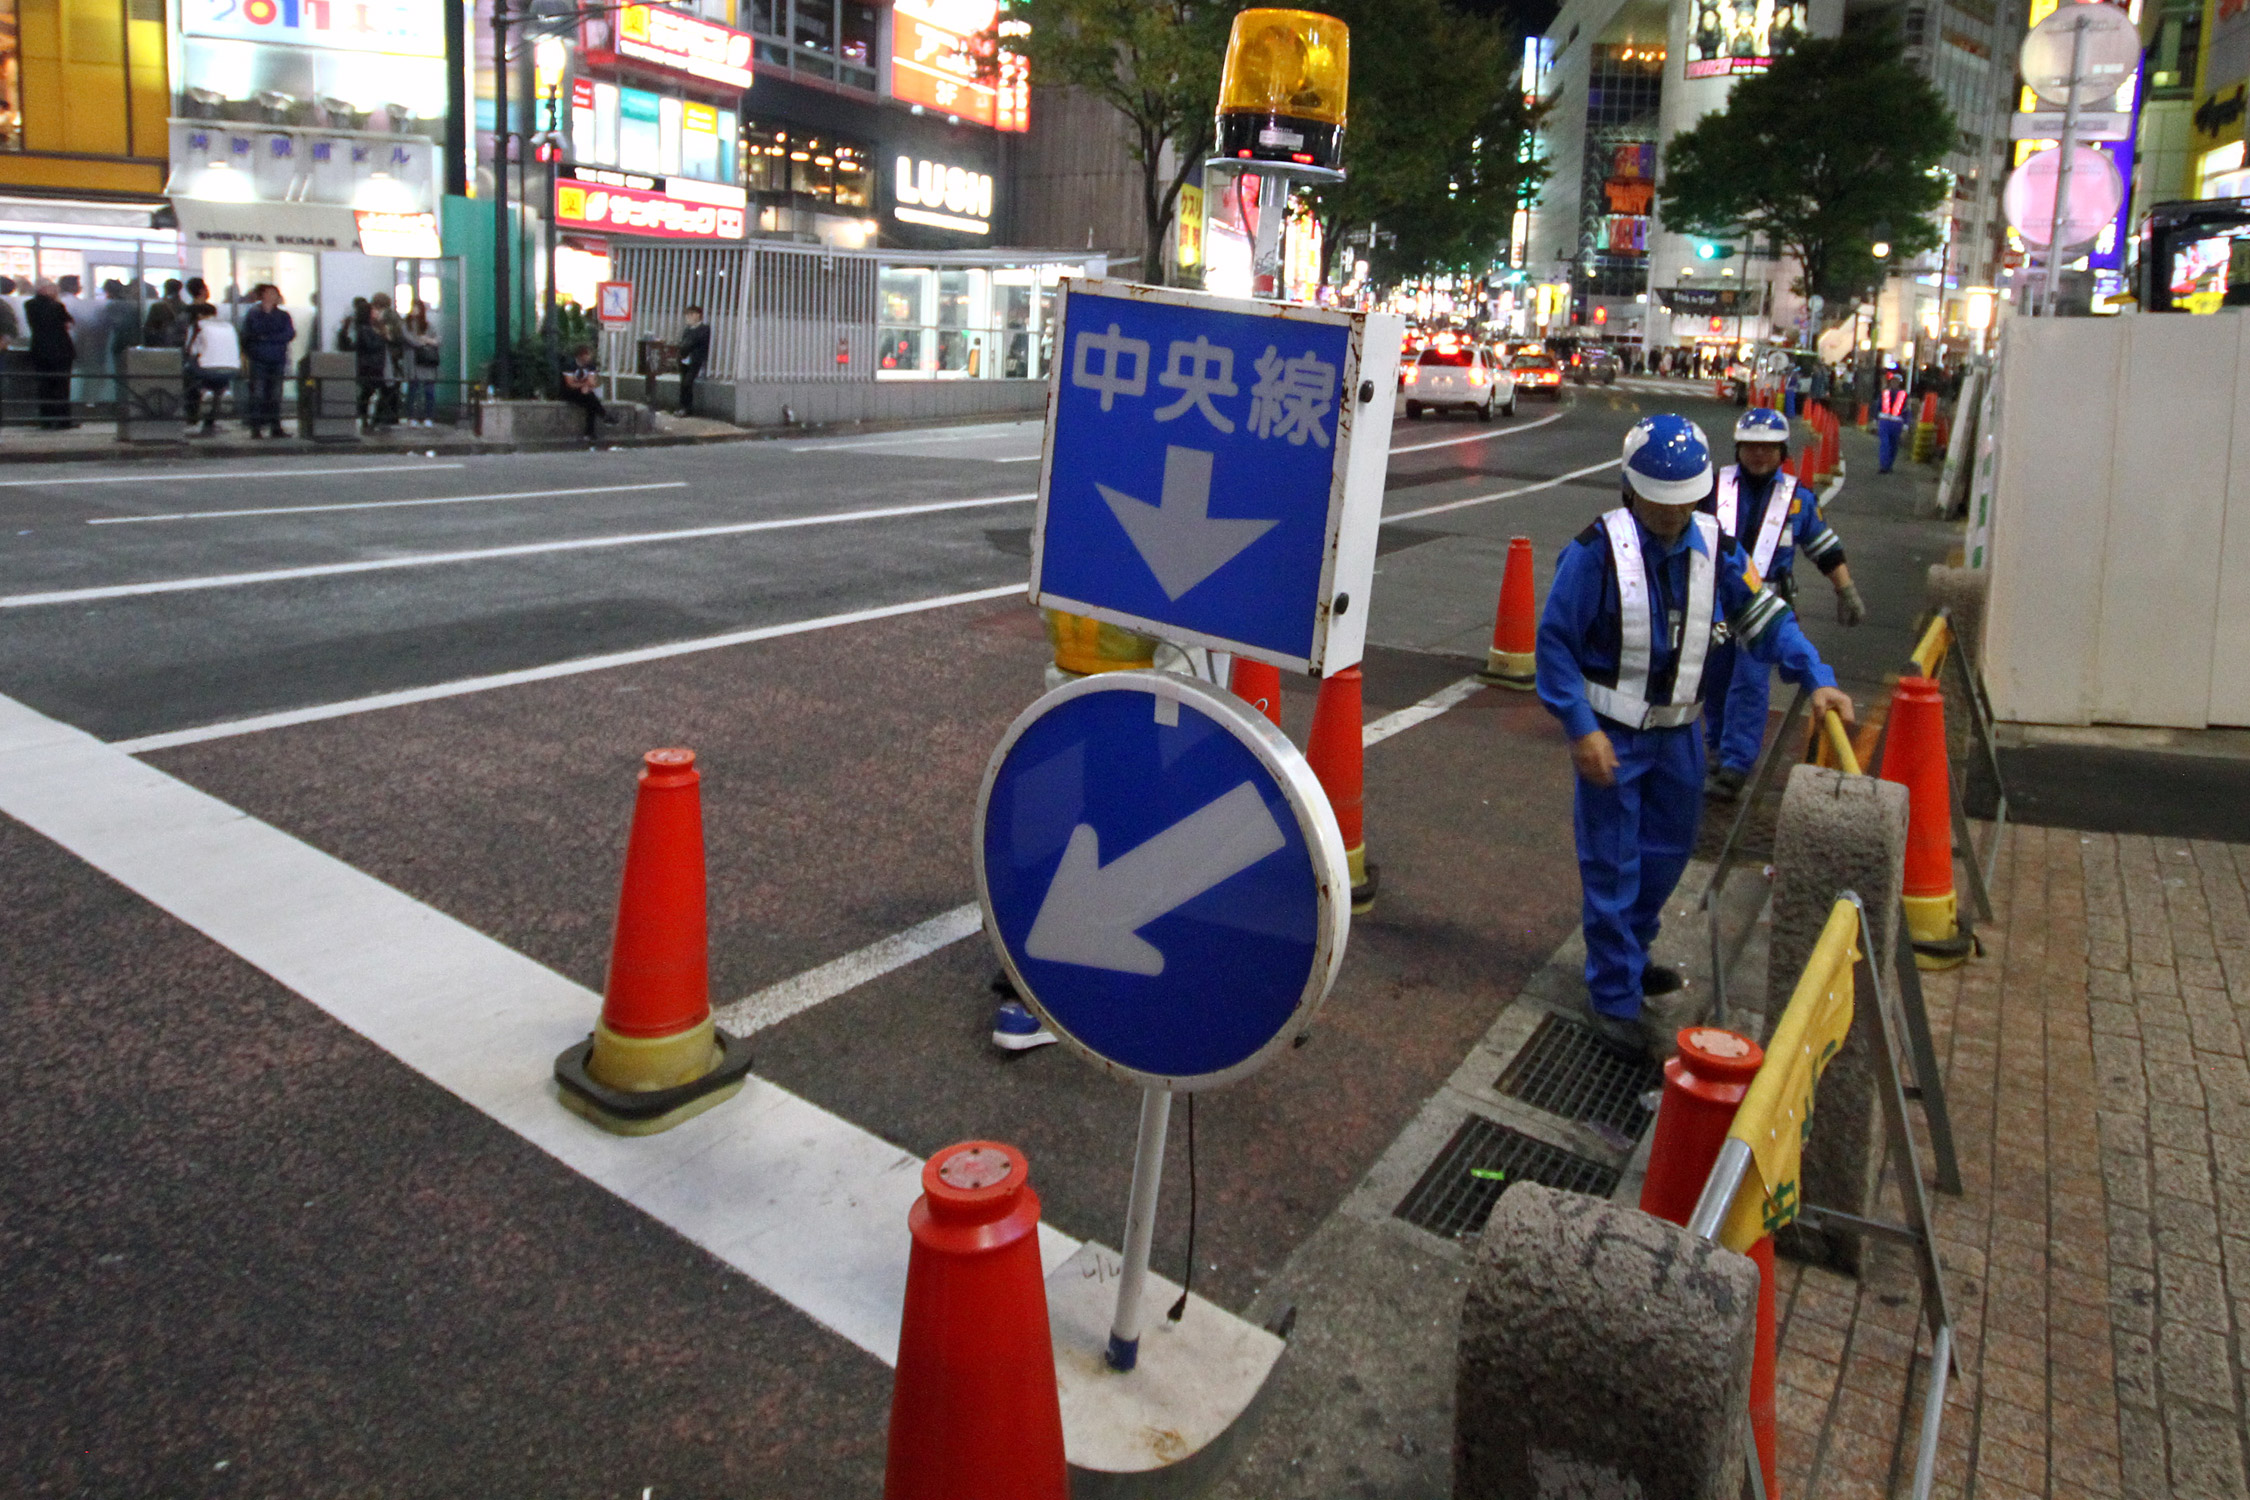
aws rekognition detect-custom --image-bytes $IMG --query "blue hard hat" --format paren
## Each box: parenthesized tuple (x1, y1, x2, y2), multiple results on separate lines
(1734, 407, 1791, 446)
(1621, 414, 1714, 507)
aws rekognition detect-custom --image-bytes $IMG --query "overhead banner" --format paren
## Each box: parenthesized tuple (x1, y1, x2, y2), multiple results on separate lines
(172, 198, 359, 252)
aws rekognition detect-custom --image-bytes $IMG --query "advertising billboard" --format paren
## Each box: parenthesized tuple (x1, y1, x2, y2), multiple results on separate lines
(1684, 0, 1806, 79)
(554, 164, 748, 241)
(180, 0, 445, 58)
(581, 4, 756, 92)
(2197, 0, 2250, 151)
(890, 0, 1028, 132)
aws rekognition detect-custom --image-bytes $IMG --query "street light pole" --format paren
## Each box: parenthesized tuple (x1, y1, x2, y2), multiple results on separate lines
(491, 0, 513, 397)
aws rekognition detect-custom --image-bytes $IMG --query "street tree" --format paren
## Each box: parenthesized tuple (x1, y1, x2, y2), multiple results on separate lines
(1008, 0, 1242, 283)
(1300, 0, 1547, 285)
(1658, 23, 1955, 309)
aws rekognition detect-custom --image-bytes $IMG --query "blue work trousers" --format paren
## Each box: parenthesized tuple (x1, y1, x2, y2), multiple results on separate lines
(1575, 720, 1704, 1018)
(1876, 415, 1906, 472)
(1700, 640, 1773, 775)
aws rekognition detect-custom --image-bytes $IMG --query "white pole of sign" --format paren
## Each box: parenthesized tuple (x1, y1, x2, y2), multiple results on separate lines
(1253, 170, 1289, 297)
(1106, 1084, 1175, 1370)
(2039, 15, 2090, 317)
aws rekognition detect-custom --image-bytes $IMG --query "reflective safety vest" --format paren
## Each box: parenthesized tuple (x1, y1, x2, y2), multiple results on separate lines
(1715, 465, 1793, 578)
(1582, 508, 1719, 731)
(1879, 387, 1908, 419)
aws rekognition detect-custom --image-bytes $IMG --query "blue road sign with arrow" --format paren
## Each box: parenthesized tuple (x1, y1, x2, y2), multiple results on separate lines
(976, 670, 1348, 1090)
(1031, 280, 1400, 675)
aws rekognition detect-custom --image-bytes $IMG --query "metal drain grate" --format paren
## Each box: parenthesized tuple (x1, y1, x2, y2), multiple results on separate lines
(1496, 1014, 1665, 1142)
(1392, 1116, 1621, 1240)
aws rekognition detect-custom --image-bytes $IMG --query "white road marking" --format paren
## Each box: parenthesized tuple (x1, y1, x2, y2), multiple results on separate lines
(714, 903, 986, 1035)
(0, 462, 468, 488)
(0, 690, 1080, 1366)
(1387, 407, 1568, 453)
(89, 481, 689, 525)
(4, 493, 1038, 610)
(789, 424, 1042, 453)
(109, 584, 1026, 753)
(1384, 458, 1622, 524)
(1362, 676, 1487, 746)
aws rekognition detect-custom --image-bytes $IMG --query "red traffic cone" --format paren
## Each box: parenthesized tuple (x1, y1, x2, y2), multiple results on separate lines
(1477, 537, 1539, 690)
(1639, 1027, 1774, 1499)
(1918, 390, 1938, 425)
(885, 1142, 1066, 1500)
(1307, 666, 1376, 913)
(1879, 678, 1973, 970)
(1229, 655, 1283, 728)
(554, 748, 754, 1135)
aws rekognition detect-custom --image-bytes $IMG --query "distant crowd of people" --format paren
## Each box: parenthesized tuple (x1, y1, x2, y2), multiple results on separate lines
(0, 275, 441, 436)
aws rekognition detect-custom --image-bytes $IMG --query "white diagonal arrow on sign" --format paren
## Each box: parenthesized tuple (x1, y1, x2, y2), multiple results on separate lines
(1023, 780, 1287, 976)
(1096, 445, 1278, 601)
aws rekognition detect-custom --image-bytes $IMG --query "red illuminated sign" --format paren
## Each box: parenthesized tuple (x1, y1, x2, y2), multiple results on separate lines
(554, 166, 747, 242)
(582, 4, 756, 91)
(889, 0, 1027, 132)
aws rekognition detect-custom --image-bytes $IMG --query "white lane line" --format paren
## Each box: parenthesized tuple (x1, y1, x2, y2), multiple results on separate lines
(790, 425, 1041, 453)
(707, 672, 1497, 1025)
(1384, 458, 1621, 524)
(5, 493, 1038, 610)
(0, 690, 1080, 1366)
(109, 583, 1025, 753)
(716, 903, 986, 1035)
(0, 462, 468, 488)
(89, 481, 689, 525)
(1387, 407, 1568, 454)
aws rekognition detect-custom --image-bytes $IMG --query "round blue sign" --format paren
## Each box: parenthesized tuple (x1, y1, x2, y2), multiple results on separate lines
(975, 670, 1348, 1090)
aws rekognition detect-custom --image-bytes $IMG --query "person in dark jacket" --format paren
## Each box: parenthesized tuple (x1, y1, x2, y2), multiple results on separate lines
(558, 343, 616, 440)
(240, 283, 296, 438)
(676, 305, 710, 416)
(25, 279, 74, 429)
(349, 300, 392, 427)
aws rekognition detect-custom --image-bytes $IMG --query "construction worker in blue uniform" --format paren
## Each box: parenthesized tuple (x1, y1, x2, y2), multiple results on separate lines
(1537, 415, 1855, 1056)
(1700, 407, 1865, 800)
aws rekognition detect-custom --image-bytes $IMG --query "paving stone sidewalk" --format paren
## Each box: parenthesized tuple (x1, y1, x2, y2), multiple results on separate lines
(1769, 823, 2250, 1499)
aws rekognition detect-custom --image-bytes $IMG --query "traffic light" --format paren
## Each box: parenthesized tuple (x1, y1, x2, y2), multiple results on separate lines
(1694, 240, 1736, 261)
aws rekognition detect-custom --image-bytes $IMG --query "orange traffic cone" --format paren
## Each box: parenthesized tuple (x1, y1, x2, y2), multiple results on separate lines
(1478, 537, 1538, 689)
(1308, 666, 1376, 913)
(885, 1142, 1066, 1500)
(554, 747, 754, 1134)
(1230, 655, 1283, 728)
(1879, 678, 1973, 970)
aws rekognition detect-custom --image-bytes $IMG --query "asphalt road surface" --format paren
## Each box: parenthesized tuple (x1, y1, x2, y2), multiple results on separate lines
(0, 379, 1947, 1497)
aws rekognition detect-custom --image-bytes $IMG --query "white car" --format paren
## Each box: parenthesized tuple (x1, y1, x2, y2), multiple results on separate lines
(1403, 343, 1516, 421)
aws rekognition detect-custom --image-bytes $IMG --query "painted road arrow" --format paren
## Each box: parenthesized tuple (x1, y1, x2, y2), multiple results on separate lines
(1023, 780, 1287, 976)
(1096, 445, 1278, 601)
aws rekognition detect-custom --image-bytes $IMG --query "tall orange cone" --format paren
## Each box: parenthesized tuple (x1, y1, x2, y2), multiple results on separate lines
(885, 1141, 1067, 1500)
(1308, 666, 1376, 912)
(1230, 655, 1283, 727)
(554, 747, 754, 1134)
(1879, 678, 1973, 970)
(1478, 537, 1539, 689)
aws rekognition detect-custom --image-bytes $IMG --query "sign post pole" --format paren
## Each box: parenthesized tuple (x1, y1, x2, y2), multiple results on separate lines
(1106, 1085, 1175, 1370)
(2038, 13, 2090, 316)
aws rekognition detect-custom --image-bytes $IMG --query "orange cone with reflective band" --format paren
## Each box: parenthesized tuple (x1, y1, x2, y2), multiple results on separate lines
(1639, 1027, 1775, 1499)
(554, 747, 754, 1134)
(1478, 537, 1539, 689)
(885, 1141, 1066, 1500)
(1879, 678, 1973, 970)
(1307, 666, 1376, 912)
(1230, 655, 1283, 727)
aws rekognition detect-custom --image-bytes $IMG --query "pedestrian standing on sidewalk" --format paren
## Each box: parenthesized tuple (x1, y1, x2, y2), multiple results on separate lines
(403, 301, 439, 427)
(182, 301, 240, 435)
(25, 279, 74, 429)
(1875, 370, 1908, 473)
(1698, 407, 1864, 801)
(675, 304, 709, 416)
(240, 283, 295, 438)
(349, 300, 391, 428)
(0, 279, 16, 432)
(1536, 413, 1854, 1058)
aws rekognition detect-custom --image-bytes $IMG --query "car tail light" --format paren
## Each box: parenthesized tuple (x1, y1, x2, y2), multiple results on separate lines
(1469, 372, 1485, 386)
(1405, 367, 1418, 384)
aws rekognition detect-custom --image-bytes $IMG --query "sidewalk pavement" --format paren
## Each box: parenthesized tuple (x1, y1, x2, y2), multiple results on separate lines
(0, 409, 747, 462)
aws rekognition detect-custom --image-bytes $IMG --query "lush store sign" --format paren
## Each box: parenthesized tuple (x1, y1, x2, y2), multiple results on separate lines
(555, 165, 748, 241)
(892, 154, 993, 235)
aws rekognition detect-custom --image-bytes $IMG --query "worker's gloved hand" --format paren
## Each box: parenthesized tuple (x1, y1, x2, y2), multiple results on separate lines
(1835, 582, 1867, 627)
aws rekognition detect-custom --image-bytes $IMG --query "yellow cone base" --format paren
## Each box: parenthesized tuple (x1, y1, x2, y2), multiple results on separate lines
(1347, 843, 1378, 915)
(560, 1073, 746, 1137)
(590, 1013, 724, 1092)
(1478, 647, 1536, 690)
(1903, 890, 1970, 971)
(555, 1013, 756, 1136)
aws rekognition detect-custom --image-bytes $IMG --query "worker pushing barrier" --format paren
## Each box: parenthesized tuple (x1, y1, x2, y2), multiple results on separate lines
(1536, 414, 1855, 1059)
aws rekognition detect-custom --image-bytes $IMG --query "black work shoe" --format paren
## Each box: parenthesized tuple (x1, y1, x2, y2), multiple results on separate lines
(1704, 766, 1747, 801)
(1642, 964, 1686, 996)
(1580, 1000, 1645, 1054)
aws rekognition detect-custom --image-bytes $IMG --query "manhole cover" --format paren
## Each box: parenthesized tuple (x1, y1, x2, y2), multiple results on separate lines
(1495, 1013, 1664, 1142)
(1392, 1116, 1620, 1240)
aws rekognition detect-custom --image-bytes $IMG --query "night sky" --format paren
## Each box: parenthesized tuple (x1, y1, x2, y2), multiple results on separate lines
(1449, 0, 1564, 39)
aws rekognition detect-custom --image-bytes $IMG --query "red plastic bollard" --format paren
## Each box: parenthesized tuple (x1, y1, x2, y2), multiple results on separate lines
(885, 1142, 1066, 1500)
(1640, 1027, 1776, 1499)
(1478, 537, 1539, 689)
(1229, 655, 1283, 728)
(1306, 666, 1374, 911)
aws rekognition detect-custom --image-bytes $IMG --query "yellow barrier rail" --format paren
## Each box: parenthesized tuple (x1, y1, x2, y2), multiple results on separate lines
(1819, 709, 1862, 778)
(1908, 613, 1952, 680)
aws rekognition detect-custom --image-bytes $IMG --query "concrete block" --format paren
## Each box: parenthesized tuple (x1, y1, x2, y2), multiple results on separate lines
(1767, 765, 1908, 1273)
(473, 399, 655, 443)
(1456, 1182, 1759, 1500)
